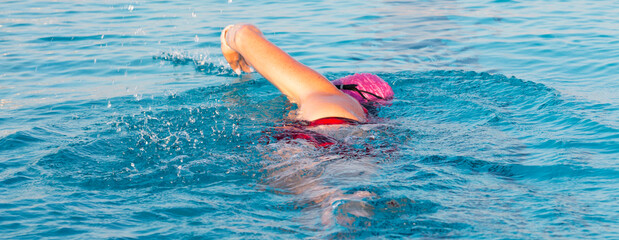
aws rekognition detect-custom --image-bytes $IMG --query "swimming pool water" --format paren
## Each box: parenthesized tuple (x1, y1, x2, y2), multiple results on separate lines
(1, 0, 618, 239)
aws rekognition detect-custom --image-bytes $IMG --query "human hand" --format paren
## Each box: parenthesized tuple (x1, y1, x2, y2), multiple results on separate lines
(221, 25, 253, 75)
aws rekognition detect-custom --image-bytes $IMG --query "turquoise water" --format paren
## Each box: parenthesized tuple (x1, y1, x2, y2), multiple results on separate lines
(1, 0, 618, 239)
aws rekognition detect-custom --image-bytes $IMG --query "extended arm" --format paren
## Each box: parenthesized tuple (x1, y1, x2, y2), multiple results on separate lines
(221, 24, 366, 122)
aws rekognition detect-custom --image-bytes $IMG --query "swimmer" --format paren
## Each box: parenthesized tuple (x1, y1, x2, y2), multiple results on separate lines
(220, 24, 393, 123)
(221, 23, 392, 227)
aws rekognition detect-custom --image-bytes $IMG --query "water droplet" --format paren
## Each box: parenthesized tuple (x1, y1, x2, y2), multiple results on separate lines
(191, 12, 197, 18)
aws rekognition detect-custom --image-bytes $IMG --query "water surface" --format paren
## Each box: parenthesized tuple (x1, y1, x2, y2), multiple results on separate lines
(1, 0, 618, 239)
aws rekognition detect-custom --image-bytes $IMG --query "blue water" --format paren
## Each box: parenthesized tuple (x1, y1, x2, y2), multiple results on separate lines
(1, 0, 618, 239)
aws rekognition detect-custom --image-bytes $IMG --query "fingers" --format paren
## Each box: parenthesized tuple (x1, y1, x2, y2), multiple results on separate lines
(228, 59, 241, 75)
(239, 58, 252, 73)
(221, 25, 241, 75)
(221, 24, 254, 75)
(224, 52, 251, 75)
(221, 48, 240, 74)
(222, 50, 242, 75)
(221, 25, 249, 75)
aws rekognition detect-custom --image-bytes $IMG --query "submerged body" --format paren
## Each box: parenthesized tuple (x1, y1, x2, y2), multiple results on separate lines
(260, 122, 380, 227)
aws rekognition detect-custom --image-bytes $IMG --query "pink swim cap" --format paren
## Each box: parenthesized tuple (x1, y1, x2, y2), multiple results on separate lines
(331, 73, 394, 106)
